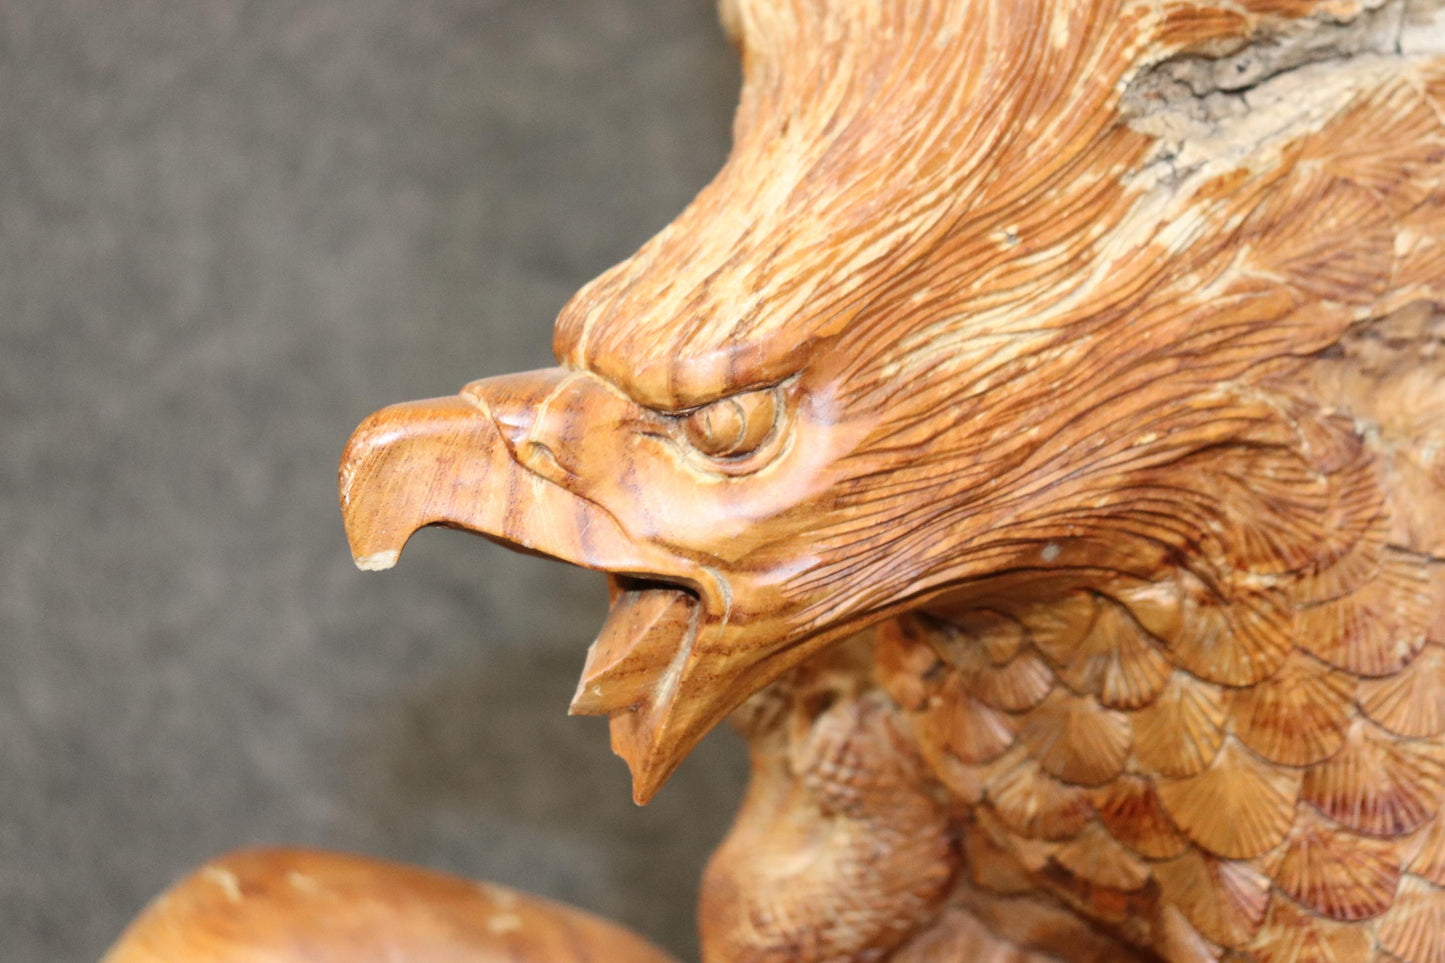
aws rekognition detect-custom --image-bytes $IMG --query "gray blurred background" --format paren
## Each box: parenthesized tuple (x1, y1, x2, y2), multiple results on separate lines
(0, 2, 748, 959)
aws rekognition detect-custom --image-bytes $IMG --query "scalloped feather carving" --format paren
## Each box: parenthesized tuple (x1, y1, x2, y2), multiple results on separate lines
(1295, 550, 1433, 677)
(1227, 650, 1355, 767)
(1300, 720, 1445, 838)
(1377, 874, 1445, 963)
(911, 675, 1017, 767)
(1152, 849, 1270, 949)
(984, 747, 1094, 842)
(1405, 815, 1445, 888)
(1057, 596, 1172, 709)
(1359, 643, 1445, 739)
(1018, 689, 1132, 787)
(1112, 577, 1184, 644)
(1051, 821, 1151, 893)
(1244, 895, 1374, 963)
(1020, 591, 1100, 666)
(936, 609, 1029, 666)
(953, 644, 1057, 713)
(1159, 572, 1294, 687)
(1130, 671, 1226, 779)
(1156, 739, 1301, 860)
(1207, 444, 1330, 576)
(1287, 516, 1384, 608)
(1269, 808, 1402, 922)
(1092, 774, 1189, 860)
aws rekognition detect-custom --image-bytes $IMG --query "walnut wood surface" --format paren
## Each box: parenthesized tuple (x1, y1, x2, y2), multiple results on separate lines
(118, 0, 1445, 959)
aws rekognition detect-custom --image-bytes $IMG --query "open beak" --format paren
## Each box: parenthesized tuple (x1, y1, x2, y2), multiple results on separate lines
(340, 368, 755, 803)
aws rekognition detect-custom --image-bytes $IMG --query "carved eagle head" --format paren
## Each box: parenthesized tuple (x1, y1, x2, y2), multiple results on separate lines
(340, 0, 1445, 802)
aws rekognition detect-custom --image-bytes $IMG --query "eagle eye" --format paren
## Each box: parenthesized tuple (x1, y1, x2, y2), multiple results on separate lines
(682, 387, 779, 460)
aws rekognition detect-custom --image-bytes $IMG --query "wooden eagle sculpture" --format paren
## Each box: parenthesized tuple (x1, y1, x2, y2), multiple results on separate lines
(107, 0, 1445, 960)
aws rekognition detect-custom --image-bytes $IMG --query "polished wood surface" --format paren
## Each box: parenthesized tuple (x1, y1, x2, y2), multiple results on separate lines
(118, 0, 1445, 959)
(103, 848, 676, 963)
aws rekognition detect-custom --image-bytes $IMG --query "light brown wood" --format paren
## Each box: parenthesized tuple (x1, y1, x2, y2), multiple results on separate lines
(103, 848, 676, 963)
(117, 0, 1445, 959)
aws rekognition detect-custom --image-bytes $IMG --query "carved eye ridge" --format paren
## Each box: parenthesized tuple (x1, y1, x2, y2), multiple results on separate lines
(682, 386, 780, 460)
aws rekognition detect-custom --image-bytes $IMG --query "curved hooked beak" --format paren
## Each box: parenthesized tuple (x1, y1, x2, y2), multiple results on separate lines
(339, 368, 737, 803)
(339, 369, 678, 576)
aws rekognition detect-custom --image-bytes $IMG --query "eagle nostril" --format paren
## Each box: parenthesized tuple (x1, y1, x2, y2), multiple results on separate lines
(490, 410, 534, 450)
(482, 404, 571, 481)
(516, 439, 572, 482)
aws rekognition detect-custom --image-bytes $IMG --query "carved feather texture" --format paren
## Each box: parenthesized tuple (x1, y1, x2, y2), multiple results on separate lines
(1287, 514, 1386, 610)
(1202, 444, 1331, 575)
(1156, 740, 1302, 860)
(944, 609, 1031, 666)
(1153, 849, 1272, 948)
(1312, 76, 1445, 219)
(1300, 720, 1445, 839)
(1405, 814, 1445, 888)
(913, 674, 1019, 766)
(1093, 774, 1190, 860)
(1270, 809, 1402, 922)
(1023, 591, 1102, 666)
(701, 664, 957, 963)
(1018, 689, 1132, 786)
(1359, 644, 1445, 739)
(1154, 572, 1295, 687)
(984, 747, 1095, 842)
(1248, 171, 1396, 307)
(1295, 553, 1433, 678)
(1377, 874, 1445, 963)
(1056, 596, 1173, 709)
(1228, 651, 1355, 767)
(1051, 822, 1152, 893)
(958, 645, 1057, 713)
(1244, 897, 1374, 963)
(1130, 671, 1227, 779)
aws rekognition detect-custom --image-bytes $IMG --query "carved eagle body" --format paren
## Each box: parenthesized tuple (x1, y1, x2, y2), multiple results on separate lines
(337, 0, 1445, 959)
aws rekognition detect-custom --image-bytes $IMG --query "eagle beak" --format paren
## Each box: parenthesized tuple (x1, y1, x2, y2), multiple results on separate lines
(587, 637, 801, 804)
(339, 369, 680, 577)
(340, 368, 745, 803)
(569, 584, 717, 803)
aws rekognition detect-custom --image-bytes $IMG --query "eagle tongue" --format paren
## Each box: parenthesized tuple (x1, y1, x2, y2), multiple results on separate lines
(569, 586, 698, 717)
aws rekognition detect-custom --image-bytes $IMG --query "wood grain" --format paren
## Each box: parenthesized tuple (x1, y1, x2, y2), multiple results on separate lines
(103, 849, 676, 963)
(115, 0, 1445, 958)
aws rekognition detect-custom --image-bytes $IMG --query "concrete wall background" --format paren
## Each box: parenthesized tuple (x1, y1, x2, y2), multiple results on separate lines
(0, 3, 747, 959)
